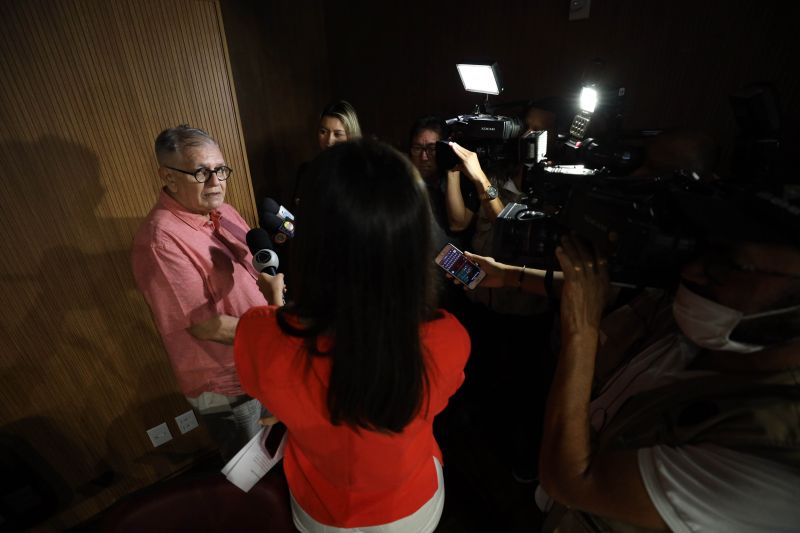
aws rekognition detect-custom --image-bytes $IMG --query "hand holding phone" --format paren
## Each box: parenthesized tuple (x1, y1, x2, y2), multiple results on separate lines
(434, 243, 487, 290)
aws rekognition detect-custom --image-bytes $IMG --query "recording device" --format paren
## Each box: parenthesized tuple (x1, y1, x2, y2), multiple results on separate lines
(494, 173, 702, 287)
(262, 197, 295, 222)
(434, 243, 487, 290)
(446, 62, 797, 288)
(446, 62, 524, 166)
(491, 80, 798, 288)
(493, 173, 800, 288)
(245, 229, 279, 275)
(262, 212, 295, 244)
(260, 197, 296, 244)
(263, 422, 287, 458)
(443, 113, 524, 168)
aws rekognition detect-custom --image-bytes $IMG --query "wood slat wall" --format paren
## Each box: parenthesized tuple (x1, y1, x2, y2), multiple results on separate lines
(0, 0, 257, 528)
(219, 0, 331, 208)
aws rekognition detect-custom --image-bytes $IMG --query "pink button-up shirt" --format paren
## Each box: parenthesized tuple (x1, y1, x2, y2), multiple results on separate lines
(132, 189, 266, 397)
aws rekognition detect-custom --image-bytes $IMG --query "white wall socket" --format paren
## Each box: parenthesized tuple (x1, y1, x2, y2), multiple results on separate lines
(175, 410, 199, 434)
(146, 422, 173, 447)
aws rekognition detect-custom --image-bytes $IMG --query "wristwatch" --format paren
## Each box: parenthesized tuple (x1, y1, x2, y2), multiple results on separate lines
(483, 185, 498, 201)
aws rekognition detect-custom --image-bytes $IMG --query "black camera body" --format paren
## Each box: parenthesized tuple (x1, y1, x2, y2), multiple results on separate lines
(494, 169, 799, 288)
(440, 88, 796, 287)
(447, 113, 522, 140)
(437, 113, 524, 171)
(493, 174, 724, 288)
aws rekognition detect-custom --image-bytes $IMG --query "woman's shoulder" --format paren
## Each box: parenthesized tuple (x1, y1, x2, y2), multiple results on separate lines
(422, 310, 470, 362)
(424, 309, 464, 329)
(240, 304, 278, 323)
(235, 306, 307, 387)
(236, 306, 279, 347)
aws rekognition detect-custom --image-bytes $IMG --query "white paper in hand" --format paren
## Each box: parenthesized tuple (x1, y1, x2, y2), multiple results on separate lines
(222, 423, 287, 492)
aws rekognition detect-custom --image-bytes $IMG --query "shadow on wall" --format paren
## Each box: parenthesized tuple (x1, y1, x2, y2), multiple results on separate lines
(0, 137, 193, 511)
(0, 417, 82, 530)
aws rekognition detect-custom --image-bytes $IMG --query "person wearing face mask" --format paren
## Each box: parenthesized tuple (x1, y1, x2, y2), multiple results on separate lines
(466, 221, 800, 531)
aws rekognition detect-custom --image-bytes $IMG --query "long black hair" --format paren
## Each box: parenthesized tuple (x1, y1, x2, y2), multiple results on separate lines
(277, 139, 438, 433)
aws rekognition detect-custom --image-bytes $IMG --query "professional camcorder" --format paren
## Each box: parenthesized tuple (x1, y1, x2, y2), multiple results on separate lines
(447, 62, 796, 288)
(441, 112, 524, 169)
(493, 173, 799, 288)
(440, 61, 641, 174)
(436, 61, 534, 171)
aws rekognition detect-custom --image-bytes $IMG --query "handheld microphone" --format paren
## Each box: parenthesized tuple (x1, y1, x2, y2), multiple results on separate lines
(262, 212, 295, 243)
(245, 228, 280, 275)
(262, 197, 295, 222)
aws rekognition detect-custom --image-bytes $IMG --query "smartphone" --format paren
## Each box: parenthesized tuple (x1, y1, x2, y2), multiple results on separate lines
(264, 422, 287, 458)
(434, 243, 487, 290)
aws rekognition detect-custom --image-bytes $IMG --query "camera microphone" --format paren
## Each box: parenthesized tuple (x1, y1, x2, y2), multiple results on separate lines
(262, 212, 295, 244)
(246, 228, 280, 275)
(260, 197, 296, 244)
(262, 197, 295, 222)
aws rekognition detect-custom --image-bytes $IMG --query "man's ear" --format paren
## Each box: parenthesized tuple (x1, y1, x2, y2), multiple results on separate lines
(158, 166, 178, 192)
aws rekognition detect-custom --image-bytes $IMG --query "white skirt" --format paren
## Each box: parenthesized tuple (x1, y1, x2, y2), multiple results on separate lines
(291, 456, 445, 533)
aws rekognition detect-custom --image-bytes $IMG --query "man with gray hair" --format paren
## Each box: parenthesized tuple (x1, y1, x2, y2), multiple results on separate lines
(132, 125, 284, 460)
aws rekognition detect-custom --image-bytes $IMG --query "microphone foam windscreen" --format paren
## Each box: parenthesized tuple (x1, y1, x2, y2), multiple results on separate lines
(246, 228, 274, 253)
(262, 197, 281, 215)
(262, 212, 285, 233)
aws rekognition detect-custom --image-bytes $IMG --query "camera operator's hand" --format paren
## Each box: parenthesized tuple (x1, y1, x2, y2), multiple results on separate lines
(555, 235, 610, 339)
(449, 141, 504, 221)
(449, 142, 489, 185)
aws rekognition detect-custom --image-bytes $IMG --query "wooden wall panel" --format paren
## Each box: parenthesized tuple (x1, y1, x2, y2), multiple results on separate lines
(322, 0, 800, 174)
(0, 0, 256, 528)
(220, 0, 331, 208)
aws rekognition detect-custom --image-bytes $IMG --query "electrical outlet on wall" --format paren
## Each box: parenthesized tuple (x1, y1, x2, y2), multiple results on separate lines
(146, 422, 173, 447)
(175, 410, 199, 434)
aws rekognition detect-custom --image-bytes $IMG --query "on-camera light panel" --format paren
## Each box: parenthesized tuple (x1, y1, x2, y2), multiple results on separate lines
(580, 86, 598, 112)
(457, 64, 501, 95)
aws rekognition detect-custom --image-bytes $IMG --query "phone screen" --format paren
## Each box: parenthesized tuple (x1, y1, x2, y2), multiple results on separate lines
(435, 243, 485, 287)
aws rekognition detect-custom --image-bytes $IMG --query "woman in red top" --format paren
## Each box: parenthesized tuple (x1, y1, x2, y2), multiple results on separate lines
(235, 139, 470, 532)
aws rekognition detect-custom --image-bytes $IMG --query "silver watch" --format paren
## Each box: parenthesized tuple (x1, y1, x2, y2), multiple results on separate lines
(484, 185, 498, 200)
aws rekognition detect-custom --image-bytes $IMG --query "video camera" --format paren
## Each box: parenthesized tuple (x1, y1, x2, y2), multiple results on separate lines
(435, 61, 540, 172)
(493, 170, 799, 288)
(440, 112, 524, 167)
(438, 61, 642, 178)
(436, 113, 547, 170)
(493, 172, 701, 288)
(443, 62, 798, 287)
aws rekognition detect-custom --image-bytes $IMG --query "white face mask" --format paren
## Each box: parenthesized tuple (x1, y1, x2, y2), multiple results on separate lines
(672, 283, 800, 353)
